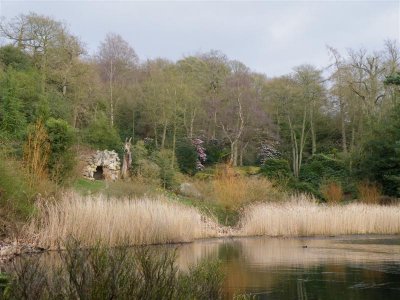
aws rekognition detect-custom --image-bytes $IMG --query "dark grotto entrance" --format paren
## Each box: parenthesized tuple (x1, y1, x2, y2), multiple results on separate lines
(93, 166, 104, 180)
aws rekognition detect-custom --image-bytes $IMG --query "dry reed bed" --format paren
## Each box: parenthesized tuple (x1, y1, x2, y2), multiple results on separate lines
(28, 193, 219, 249)
(240, 195, 400, 236)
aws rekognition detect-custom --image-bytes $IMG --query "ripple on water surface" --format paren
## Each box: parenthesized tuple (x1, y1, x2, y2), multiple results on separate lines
(174, 235, 400, 299)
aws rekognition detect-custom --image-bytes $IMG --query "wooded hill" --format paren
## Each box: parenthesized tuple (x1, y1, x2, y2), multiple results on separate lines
(0, 12, 399, 200)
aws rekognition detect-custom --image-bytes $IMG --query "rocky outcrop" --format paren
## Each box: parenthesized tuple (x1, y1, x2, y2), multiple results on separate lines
(82, 150, 121, 181)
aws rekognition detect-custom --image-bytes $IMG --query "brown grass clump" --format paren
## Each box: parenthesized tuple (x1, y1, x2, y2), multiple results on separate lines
(23, 119, 50, 187)
(320, 181, 343, 205)
(357, 181, 381, 204)
(211, 164, 279, 209)
(27, 192, 219, 249)
(240, 194, 400, 236)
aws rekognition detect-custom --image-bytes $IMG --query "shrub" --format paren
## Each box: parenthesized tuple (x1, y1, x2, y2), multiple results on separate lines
(176, 138, 198, 175)
(320, 181, 343, 205)
(153, 149, 178, 189)
(84, 113, 122, 150)
(357, 181, 381, 204)
(212, 164, 279, 211)
(288, 180, 322, 199)
(0, 68, 27, 139)
(300, 154, 349, 190)
(0, 45, 32, 70)
(45, 118, 75, 183)
(0, 158, 35, 220)
(260, 159, 291, 181)
(204, 139, 229, 165)
(355, 103, 400, 197)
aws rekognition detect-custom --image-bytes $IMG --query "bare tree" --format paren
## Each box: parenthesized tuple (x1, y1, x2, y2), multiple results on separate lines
(97, 33, 138, 127)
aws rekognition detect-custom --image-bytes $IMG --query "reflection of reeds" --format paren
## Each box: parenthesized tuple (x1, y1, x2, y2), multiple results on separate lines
(241, 195, 400, 236)
(28, 192, 218, 248)
(239, 237, 400, 268)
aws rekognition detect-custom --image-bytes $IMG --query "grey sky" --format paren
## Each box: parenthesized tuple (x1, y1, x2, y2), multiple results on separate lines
(0, 0, 399, 77)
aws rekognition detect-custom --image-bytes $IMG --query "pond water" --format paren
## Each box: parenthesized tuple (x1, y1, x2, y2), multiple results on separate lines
(174, 235, 400, 299)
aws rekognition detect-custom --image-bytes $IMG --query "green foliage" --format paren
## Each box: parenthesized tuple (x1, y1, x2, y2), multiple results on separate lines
(0, 272, 9, 297)
(356, 104, 400, 196)
(204, 139, 229, 165)
(299, 154, 349, 193)
(384, 72, 400, 85)
(260, 159, 291, 180)
(45, 118, 75, 183)
(0, 68, 27, 139)
(73, 178, 106, 196)
(288, 180, 322, 199)
(153, 149, 178, 188)
(0, 45, 32, 70)
(176, 139, 198, 174)
(0, 157, 36, 219)
(132, 140, 149, 166)
(84, 113, 122, 150)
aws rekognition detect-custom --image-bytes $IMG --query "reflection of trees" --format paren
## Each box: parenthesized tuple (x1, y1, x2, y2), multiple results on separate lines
(25, 237, 400, 299)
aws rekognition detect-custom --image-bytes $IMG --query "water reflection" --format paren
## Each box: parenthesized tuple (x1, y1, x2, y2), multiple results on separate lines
(175, 236, 400, 299)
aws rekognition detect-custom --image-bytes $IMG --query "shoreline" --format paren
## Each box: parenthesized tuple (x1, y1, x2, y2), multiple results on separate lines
(2, 233, 400, 264)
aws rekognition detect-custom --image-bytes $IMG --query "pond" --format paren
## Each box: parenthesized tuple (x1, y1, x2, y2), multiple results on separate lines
(3, 235, 400, 299)
(174, 235, 400, 299)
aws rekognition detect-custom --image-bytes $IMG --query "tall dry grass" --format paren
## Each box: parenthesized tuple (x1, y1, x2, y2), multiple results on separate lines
(23, 119, 50, 187)
(28, 192, 219, 249)
(240, 195, 400, 236)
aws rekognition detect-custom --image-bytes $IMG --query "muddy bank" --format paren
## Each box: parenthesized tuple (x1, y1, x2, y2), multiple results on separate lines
(0, 241, 45, 263)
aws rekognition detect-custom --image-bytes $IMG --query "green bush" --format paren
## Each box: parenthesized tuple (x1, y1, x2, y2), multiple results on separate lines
(153, 149, 178, 189)
(176, 139, 198, 175)
(204, 139, 229, 165)
(45, 118, 75, 183)
(288, 180, 323, 199)
(260, 159, 291, 180)
(355, 104, 400, 196)
(0, 68, 27, 139)
(84, 113, 122, 151)
(0, 157, 35, 219)
(0, 45, 32, 71)
(299, 154, 349, 192)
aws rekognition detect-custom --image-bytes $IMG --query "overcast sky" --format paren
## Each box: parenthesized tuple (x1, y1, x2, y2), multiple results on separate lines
(0, 0, 399, 77)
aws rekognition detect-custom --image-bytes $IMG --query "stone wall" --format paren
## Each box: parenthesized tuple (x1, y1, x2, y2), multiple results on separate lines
(82, 150, 121, 181)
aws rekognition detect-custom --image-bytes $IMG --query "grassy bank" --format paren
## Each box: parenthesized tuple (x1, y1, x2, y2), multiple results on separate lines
(28, 192, 220, 249)
(240, 195, 400, 236)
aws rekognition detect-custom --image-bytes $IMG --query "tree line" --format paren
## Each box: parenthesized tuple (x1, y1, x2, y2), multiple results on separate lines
(0, 12, 399, 196)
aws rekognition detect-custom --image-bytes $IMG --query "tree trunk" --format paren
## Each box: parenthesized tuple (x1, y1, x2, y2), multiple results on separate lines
(161, 120, 167, 149)
(154, 123, 158, 148)
(310, 106, 316, 155)
(339, 97, 348, 153)
(171, 123, 177, 168)
(132, 109, 135, 144)
(189, 109, 196, 139)
(109, 60, 114, 127)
